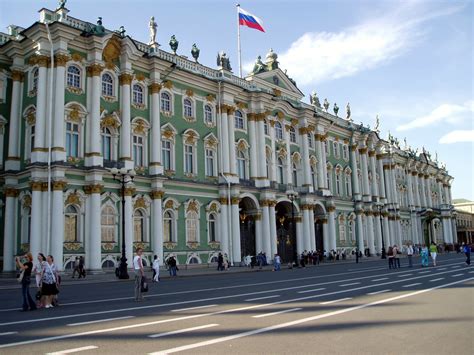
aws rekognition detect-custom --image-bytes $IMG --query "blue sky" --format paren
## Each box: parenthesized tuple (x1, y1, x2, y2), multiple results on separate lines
(1, 0, 473, 200)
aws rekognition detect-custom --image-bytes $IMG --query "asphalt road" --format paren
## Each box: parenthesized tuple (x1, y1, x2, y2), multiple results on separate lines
(0, 253, 472, 354)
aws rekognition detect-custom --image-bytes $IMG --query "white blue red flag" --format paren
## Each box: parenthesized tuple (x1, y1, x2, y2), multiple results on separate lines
(238, 7, 265, 32)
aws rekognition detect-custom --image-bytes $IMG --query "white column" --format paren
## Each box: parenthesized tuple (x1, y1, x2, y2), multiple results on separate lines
(367, 212, 375, 255)
(369, 152, 379, 198)
(296, 217, 304, 256)
(151, 191, 163, 264)
(149, 84, 162, 175)
(228, 108, 237, 176)
(328, 208, 337, 251)
(30, 184, 43, 261)
(426, 176, 433, 207)
(255, 213, 263, 254)
(6, 70, 23, 170)
(321, 138, 328, 190)
(414, 174, 421, 208)
(124, 191, 133, 267)
(302, 208, 312, 251)
(374, 213, 382, 254)
(442, 217, 451, 244)
(360, 148, 370, 200)
(451, 218, 457, 244)
(356, 211, 364, 252)
(231, 199, 241, 263)
(248, 116, 258, 178)
(309, 209, 316, 251)
(32, 59, 48, 163)
(383, 215, 391, 247)
(261, 204, 271, 259)
(407, 173, 415, 208)
(377, 156, 386, 202)
(85, 64, 103, 166)
(220, 109, 230, 174)
(2, 190, 18, 271)
(384, 168, 392, 204)
(88, 186, 102, 270)
(219, 203, 229, 255)
(301, 129, 312, 188)
(351, 146, 361, 200)
(322, 221, 329, 253)
(437, 181, 444, 205)
(269, 203, 277, 258)
(119, 73, 132, 167)
(315, 135, 325, 189)
(52, 56, 67, 162)
(284, 125, 292, 185)
(51, 184, 65, 271)
(420, 174, 427, 207)
(257, 116, 267, 180)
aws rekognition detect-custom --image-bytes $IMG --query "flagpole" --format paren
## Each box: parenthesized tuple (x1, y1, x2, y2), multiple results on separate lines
(236, 3, 242, 78)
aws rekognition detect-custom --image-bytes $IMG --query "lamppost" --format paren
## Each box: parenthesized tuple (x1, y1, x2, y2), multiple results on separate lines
(110, 167, 136, 279)
(287, 190, 298, 267)
(376, 203, 386, 259)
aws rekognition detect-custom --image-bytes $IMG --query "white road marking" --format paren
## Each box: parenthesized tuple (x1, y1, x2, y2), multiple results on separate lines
(348, 266, 386, 272)
(149, 278, 474, 355)
(245, 295, 280, 302)
(46, 345, 98, 355)
(429, 278, 444, 282)
(171, 305, 218, 312)
(437, 268, 446, 271)
(253, 308, 302, 318)
(320, 297, 352, 305)
(148, 324, 218, 338)
(367, 289, 391, 295)
(67, 316, 134, 327)
(371, 277, 388, 282)
(452, 274, 463, 277)
(451, 265, 461, 268)
(0, 332, 17, 336)
(297, 288, 326, 294)
(339, 283, 360, 287)
(398, 274, 412, 277)
(402, 283, 421, 288)
(418, 271, 431, 274)
(470, 271, 474, 274)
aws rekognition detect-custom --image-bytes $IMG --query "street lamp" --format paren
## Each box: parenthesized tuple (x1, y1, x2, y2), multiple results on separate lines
(376, 203, 386, 259)
(110, 167, 136, 279)
(287, 190, 298, 267)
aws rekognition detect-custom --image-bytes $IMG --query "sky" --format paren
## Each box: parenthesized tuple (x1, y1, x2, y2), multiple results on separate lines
(1, 0, 473, 200)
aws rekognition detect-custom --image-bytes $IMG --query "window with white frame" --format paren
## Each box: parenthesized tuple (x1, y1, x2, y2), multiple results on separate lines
(235, 110, 244, 130)
(311, 166, 316, 189)
(208, 213, 217, 242)
(333, 141, 339, 158)
(101, 205, 116, 242)
(345, 171, 352, 196)
(183, 98, 193, 117)
(275, 121, 283, 140)
(21, 205, 31, 244)
(133, 134, 144, 167)
(101, 127, 113, 160)
(277, 157, 284, 184)
(132, 84, 144, 105)
(184, 144, 195, 174)
(204, 104, 213, 124)
(339, 217, 346, 241)
(28, 124, 35, 158)
(186, 210, 199, 242)
(264, 119, 269, 135)
(237, 150, 247, 179)
(335, 170, 342, 195)
(67, 65, 81, 89)
(307, 133, 314, 148)
(205, 148, 216, 177)
(349, 218, 356, 241)
(292, 163, 298, 186)
(342, 144, 349, 160)
(161, 92, 171, 112)
(163, 210, 176, 242)
(64, 205, 79, 242)
(327, 166, 333, 193)
(66, 121, 80, 158)
(101, 73, 114, 96)
(324, 140, 329, 155)
(289, 127, 297, 143)
(162, 139, 172, 171)
(133, 210, 145, 242)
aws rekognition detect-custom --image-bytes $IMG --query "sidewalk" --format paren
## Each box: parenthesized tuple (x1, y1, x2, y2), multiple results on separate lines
(0, 255, 386, 290)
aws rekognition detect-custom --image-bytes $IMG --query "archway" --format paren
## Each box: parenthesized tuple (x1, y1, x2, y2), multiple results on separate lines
(314, 204, 326, 252)
(275, 201, 297, 263)
(239, 197, 257, 258)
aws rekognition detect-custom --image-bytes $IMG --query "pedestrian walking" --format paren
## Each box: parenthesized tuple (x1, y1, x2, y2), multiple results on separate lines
(16, 253, 37, 312)
(217, 252, 224, 271)
(168, 256, 177, 276)
(33, 253, 46, 307)
(78, 256, 86, 278)
(71, 257, 79, 278)
(152, 255, 160, 282)
(133, 248, 145, 301)
(41, 255, 59, 309)
(223, 253, 229, 270)
(273, 254, 281, 271)
(406, 242, 414, 268)
(387, 246, 394, 269)
(393, 245, 401, 269)
(462, 243, 471, 265)
(421, 244, 429, 267)
(429, 242, 438, 266)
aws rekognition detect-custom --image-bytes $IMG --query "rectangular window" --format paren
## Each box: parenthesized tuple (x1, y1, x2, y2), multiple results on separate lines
(133, 135, 144, 166)
(66, 122, 79, 157)
(162, 140, 171, 170)
(185, 144, 194, 174)
(206, 149, 215, 176)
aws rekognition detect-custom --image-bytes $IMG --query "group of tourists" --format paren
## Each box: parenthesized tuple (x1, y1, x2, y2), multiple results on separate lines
(16, 252, 60, 311)
(386, 242, 448, 269)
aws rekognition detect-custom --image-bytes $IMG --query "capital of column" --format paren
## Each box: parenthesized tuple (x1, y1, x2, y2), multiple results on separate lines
(254, 213, 262, 221)
(150, 190, 164, 199)
(219, 197, 228, 205)
(86, 64, 104, 77)
(149, 83, 162, 94)
(358, 147, 368, 155)
(247, 113, 256, 122)
(11, 70, 25, 82)
(84, 184, 104, 194)
(30, 181, 43, 191)
(29, 55, 50, 68)
(231, 197, 240, 205)
(119, 73, 133, 85)
(368, 150, 376, 157)
(268, 200, 277, 207)
(123, 187, 136, 196)
(301, 204, 314, 210)
(260, 199, 270, 207)
(294, 216, 303, 223)
(299, 127, 311, 135)
(327, 206, 336, 213)
(52, 181, 68, 191)
(54, 54, 70, 67)
(4, 187, 19, 197)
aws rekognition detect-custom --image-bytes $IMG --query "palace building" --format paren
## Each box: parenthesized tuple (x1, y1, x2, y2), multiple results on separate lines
(0, 4, 457, 271)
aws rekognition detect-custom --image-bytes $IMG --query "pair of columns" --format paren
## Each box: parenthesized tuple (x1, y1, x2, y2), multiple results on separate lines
(219, 105, 238, 178)
(218, 196, 242, 263)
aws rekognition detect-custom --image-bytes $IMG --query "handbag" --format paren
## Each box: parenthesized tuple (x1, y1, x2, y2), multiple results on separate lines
(17, 269, 25, 283)
(140, 277, 149, 293)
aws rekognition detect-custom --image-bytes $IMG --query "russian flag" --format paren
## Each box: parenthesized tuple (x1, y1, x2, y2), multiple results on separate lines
(238, 7, 265, 32)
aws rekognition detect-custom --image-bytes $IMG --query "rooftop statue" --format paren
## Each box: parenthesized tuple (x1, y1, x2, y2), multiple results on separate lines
(191, 43, 200, 62)
(84, 17, 106, 36)
(169, 35, 179, 54)
(333, 103, 339, 116)
(374, 114, 380, 131)
(58, 0, 66, 9)
(310, 91, 321, 108)
(251, 55, 265, 74)
(323, 98, 329, 112)
(217, 51, 232, 71)
(148, 16, 157, 45)
(265, 48, 279, 70)
(346, 102, 351, 120)
(117, 26, 126, 37)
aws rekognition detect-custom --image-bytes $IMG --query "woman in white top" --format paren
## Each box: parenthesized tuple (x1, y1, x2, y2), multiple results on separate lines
(152, 255, 160, 282)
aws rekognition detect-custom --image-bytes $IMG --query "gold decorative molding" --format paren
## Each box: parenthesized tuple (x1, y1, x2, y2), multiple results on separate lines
(327, 206, 336, 212)
(368, 150, 376, 157)
(164, 200, 175, 209)
(149, 83, 162, 94)
(162, 128, 175, 139)
(4, 187, 19, 197)
(86, 64, 104, 77)
(84, 184, 104, 194)
(358, 147, 368, 154)
(291, 118, 298, 127)
(276, 111, 284, 120)
(219, 197, 228, 205)
(227, 106, 236, 115)
(103, 36, 121, 65)
(68, 104, 82, 123)
(71, 53, 84, 62)
(231, 197, 240, 205)
(185, 88, 194, 97)
(30, 181, 43, 191)
(236, 101, 247, 109)
(206, 94, 215, 102)
(133, 119, 147, 134)
(22, 195, 32, 208)
(134, 197, 147, 210)
(187, 200, 199, 212)
(260, 199, 270, 207)
(273, 88, 281, 97)
(135, 73, 146, 82)
(163, 80, 173, 89)
(52, 181, 67, 191)
(124, 187, 136, 196)
(54, 54, 70, 67)
(64, 242, 82, 251)
(11, 70, 24, 82)
(294, 216, 302, 223)
(102, 242, 116, 251)
(65, 192, 81, 206)
(101, 114, 120, 129)
(35, 55, 50, 68)
(119, 73, 133, 85)
(150, 190, 164, 200)
(26, 111, 36, 125)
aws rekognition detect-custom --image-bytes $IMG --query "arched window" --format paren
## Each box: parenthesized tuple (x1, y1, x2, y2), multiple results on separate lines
(349, 218, 356, 242)
(204, 105, 213, 124)
(133, 210, 145, 242)
(101, 205, 116, 242)
(289, 127, 296, 143)
(161, 92, 171, 112)
(21, 206, 31, 244)
(66, 121, 79, 158)
(132, 84, 144, 105)
(237, 150, 247, 179)
(339, 217, 346, 241)
(342, 144, 349, 160)
(32, 68, 39, 91)
(163, 210, 175, 242)
(275, 121, 283, 140)
(277, 157, 284, 184)
(205, 148, 216, 177)
(133, 134, 144, 167)
(345, 172, 352, 196)
(292, 163, 298, 186)
(186, 210, 199, 242)
(183, 98, 193, 117)
(101, 73, 114, 96)
(67, 65, 81, 88)
(162, 139, 172, 171)
(208, 213, 217, 242)
(333, 141, 339, 158)
(64, 205, 79, 242)
(235, 110, 244, 129)
(101, 127, 113, 161)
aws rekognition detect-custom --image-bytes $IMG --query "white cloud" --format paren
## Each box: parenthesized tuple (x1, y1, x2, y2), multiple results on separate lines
(250, 2, 462, 86)
(396, 100, 474, 131)
(439, 130, 474, 144)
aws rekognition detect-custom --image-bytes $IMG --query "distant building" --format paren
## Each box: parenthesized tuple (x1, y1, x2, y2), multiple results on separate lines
(0, 5, 457, 271)
(453, 200, 474, 244)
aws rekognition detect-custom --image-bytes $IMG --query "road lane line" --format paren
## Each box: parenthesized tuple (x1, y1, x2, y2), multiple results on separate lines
(371, 277, 388, 282)
(149, 278, 474, 355)
(452, 274, 463, 277)
(320, 298, 352, 305)
(339, 282, 360, 287)
(451, 266, 461, 268)
(148, 324, 218, 338)
(297, 288, 326, 294)
(402, 283, 421, 288)
(437, 268, 446, 271)
(367, 289, 391, 295)
(67, 316, 134, 327)
(398, 274, 412, 277)
(0, 332, 17, 336)
(348, 266, 386, 272)
(171, 305, 218, 312)
(245, 295, 280, 302)
(46, 346, 98, 354)
(253, 308, 301, 318)
(418, 271, 431, 274)
(429, 278, 444, 282)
